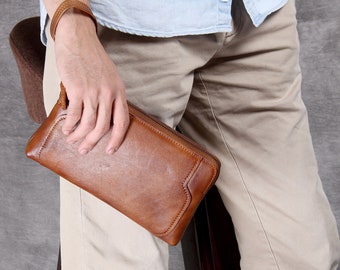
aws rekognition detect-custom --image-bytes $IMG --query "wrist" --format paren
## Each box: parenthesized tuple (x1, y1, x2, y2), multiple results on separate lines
(55, 9, 96, 41)
(50, 0, 97, 41)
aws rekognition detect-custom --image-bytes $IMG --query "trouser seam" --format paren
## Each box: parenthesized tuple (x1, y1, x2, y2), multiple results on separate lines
(197, 71, 281, 270)
(79, 190, 86, 270)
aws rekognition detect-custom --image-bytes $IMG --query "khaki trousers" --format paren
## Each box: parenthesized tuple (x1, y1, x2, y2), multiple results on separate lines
(43, 0, 340, 269)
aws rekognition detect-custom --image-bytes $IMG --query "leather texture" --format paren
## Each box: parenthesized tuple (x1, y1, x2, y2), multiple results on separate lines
(26, 84, 220, 246)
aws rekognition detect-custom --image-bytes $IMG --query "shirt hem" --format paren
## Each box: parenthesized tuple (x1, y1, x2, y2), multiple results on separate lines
(96, 18, 233, 38)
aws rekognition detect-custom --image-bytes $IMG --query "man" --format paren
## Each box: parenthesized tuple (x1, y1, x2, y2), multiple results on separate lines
(40, 0, 340, 269)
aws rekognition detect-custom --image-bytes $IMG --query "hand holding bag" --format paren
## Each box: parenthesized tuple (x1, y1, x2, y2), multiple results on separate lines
(26, 84, 220, 245)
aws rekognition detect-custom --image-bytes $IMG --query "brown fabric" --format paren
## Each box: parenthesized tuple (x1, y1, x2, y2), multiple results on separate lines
(9, 17, 46, 123)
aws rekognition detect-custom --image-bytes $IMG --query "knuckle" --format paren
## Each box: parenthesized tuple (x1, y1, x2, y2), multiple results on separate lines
(115, 118, 130, 130)
(84, 100, 98, 112)
(83, 121, 96, 131)
(95, 124, 110, 136)
(79, 116, 96, 131)
(67, 111, 80, 120)
(103, 89, 115, 101)
(84, 136, 97, 147)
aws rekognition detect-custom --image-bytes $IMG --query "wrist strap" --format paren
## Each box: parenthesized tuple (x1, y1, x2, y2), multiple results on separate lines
(50, 0, 97, 40)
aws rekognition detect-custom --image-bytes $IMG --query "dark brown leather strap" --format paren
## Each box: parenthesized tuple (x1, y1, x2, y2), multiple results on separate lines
(50, 0, 97, 40)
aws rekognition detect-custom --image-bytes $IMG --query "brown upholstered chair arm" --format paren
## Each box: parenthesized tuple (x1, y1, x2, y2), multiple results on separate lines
(9, 17, 46, 123)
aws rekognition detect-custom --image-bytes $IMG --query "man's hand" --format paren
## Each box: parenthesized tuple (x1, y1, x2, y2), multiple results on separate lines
(54, 10, 129, 154)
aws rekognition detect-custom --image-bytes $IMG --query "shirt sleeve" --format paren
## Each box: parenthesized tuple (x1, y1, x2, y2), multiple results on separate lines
(39, 0, 48, 46)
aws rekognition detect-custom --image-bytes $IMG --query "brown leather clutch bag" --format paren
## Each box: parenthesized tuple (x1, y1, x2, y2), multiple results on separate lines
(26, 84, 220, 245)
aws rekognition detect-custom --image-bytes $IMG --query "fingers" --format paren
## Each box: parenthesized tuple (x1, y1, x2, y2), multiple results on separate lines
(106, 99, 130, 154)
(62, 97, 83, 135)
(68, 98, 99, 154)
(63, 89, 129, 155)
(76, 97, 112, 154)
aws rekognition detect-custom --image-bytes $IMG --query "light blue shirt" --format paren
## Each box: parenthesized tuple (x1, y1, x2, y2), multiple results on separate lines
(40, 0, 288, 45)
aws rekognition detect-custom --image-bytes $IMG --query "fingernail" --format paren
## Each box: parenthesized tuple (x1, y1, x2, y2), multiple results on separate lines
(63, 129, 71, 135)
(79, 149, 89, 155)
(106, 148, 116, 155)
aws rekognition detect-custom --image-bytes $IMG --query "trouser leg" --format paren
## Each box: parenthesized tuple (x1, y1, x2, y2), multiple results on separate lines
(43, 0, 340, 268)
(43, 20, 226, 269)
(43, 24, 171, 270)
(179, 0, 340, 269)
